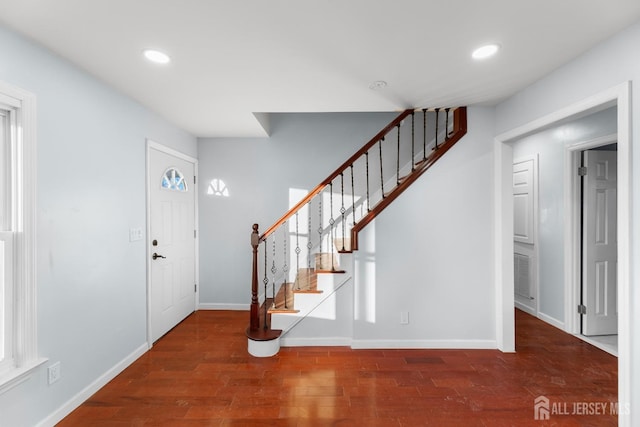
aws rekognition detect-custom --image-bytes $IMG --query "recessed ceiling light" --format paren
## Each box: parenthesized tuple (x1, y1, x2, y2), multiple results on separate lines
(369, 80, 388, 90)
(472, 44, 500, 60)
(143, 49, 171, 64)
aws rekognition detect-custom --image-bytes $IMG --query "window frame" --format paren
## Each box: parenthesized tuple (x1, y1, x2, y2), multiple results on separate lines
(0, 81, 44, 394)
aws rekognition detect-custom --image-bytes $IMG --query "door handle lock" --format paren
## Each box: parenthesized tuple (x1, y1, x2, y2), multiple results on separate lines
(152, 252, 166, 260)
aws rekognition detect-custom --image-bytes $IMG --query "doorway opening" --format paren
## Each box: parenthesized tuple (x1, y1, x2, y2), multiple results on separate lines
(575, 141, 618, 355)
(495, 82, 630, 421)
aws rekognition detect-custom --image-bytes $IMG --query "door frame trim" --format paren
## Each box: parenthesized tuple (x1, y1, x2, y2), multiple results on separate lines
(493, 81, 630, 425)
(564, 133, 617, 337)
(145, 140, 199, 348)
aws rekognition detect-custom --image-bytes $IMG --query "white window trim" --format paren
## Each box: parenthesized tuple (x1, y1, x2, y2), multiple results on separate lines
(0, 80, 45, 394)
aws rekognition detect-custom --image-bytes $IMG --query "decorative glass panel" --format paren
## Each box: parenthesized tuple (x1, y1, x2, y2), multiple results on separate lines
(207, 178, 229, 197)
(161, 167, 187, 192)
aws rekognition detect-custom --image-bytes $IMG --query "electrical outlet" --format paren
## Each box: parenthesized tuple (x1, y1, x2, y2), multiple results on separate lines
(400, 311, 409, 325)
(48, 362, 61, 385)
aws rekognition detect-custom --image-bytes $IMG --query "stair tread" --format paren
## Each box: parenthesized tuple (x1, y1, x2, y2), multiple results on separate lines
(294, 289, 323, 294)
(270, 260, 343, 312)
(294, 269, 318, 291)
(333, 237, 351, 252)
(268, 307, 300, 314)
(270, 283, 295, 312)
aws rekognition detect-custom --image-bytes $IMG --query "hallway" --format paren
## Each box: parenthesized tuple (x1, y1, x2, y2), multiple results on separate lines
(59, 309, 617, 426)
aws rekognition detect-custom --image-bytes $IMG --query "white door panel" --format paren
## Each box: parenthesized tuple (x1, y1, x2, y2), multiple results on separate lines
(513, 159, 536, 245)
(582, 150, 617, 336)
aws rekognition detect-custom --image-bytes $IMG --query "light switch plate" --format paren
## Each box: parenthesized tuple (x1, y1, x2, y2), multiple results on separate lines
(129, 228, 143, 242)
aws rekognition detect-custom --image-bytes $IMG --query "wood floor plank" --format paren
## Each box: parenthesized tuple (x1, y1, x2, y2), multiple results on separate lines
(58, 309, 617, 425)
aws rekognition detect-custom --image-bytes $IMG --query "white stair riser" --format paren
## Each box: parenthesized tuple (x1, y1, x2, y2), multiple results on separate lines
(316, 273, 342, 293)
(270, 314, 298, 331)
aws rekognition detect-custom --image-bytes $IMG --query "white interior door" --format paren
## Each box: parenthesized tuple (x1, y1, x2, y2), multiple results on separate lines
(149, 146, 196, 342)
(513, 158, 536, 245)
(582, 149, 617, 336)
(513, 157, 537, 314)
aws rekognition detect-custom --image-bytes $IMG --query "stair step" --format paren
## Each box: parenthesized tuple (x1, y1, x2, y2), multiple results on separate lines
(294, 268, 318, 292)
(314, 252, 339, 270)
(269, 250, 346, 314)
(269, 261, 346, 314)
(334, 237, 352, 253)
(268, 283, 299, 313)
(294, 288, 323, 294)
(269, 307, 299, 314)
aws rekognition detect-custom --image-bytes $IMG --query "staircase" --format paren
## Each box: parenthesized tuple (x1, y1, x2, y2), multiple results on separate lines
(246, 107, 467, 357)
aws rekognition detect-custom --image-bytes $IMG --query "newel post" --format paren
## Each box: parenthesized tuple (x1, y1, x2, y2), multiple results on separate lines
(249, 224, 260, 331)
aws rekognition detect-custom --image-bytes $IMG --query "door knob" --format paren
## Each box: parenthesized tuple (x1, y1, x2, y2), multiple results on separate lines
(152, 252, 166, 260)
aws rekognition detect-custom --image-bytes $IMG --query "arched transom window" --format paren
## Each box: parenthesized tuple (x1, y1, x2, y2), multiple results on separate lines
(161, 167, 187, 192)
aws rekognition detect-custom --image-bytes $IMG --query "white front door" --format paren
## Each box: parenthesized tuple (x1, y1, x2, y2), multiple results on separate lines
(149, 145, 196, 342)
(582, 149, 617, 336)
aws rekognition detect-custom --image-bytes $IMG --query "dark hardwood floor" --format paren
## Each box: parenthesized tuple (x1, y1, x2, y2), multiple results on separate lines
(58, 309, 617, 426)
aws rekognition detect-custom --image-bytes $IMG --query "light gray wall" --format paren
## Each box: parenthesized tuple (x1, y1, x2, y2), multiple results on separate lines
(496, 20, 640, 423)
(353, 107, 497, 345)
(0, 24, 196, 427)
(197, 112, 396, 306)
(512, 107, 616, 324)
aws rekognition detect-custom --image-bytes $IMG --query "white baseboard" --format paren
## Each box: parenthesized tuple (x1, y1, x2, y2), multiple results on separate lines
(576, 334, 618, 357)
(537, 312, 565, 331)
(198, 303, 249, 311)
(350, 339, 497, 350)
(36, 343, 148, 427)
(515, 301, 537, 316)
(280, 337, 352, 347)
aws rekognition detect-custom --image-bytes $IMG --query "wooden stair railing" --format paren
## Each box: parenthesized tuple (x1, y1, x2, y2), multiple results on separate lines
(247, 107, 467, 342)
(350, 107, 467, 250)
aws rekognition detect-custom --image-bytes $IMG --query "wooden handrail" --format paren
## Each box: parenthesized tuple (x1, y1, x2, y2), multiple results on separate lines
(259, 109, 414, 241)
(350, 107, 467, 250)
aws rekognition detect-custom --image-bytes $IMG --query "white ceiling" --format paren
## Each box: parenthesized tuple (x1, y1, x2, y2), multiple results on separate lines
(1, 0, 639, 137)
